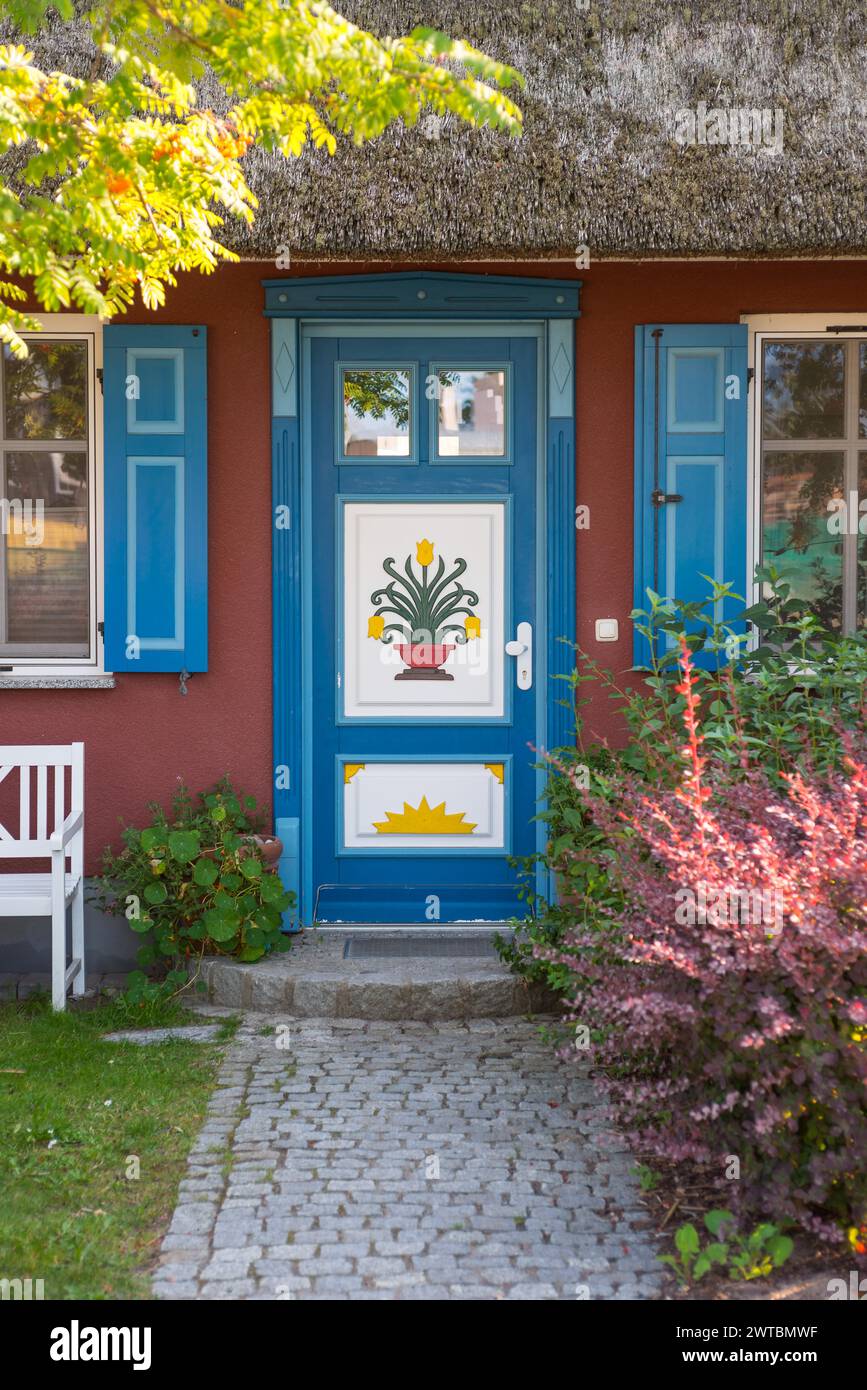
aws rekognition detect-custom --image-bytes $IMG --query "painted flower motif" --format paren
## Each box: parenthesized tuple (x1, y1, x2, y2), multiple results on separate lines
(416, 539, 434, 568)
(464, 614, 481, 640)
(367, 614, 384, 639)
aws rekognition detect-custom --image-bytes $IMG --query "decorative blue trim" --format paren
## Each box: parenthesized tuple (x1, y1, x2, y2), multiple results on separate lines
(335, 754, 513, 858)
(665, 455, 725, 612)
(275, 815, 301, 932)
(667, 346, 725, 433)
(126, 347, 184, 434)
(272, 319, 297, 417)
(126, 455, 185, 651)
(633, 326, 648, 665)
(272, 417, 301, 827)
(336, 360, 418, 465)
(548, 320, 574, 419)
(546, 419, 576, 756)
(264, 271, 581, 320)
(428, 361, 512, 465)
(307, 323, 542, 339)
(543, 317, 578, 907)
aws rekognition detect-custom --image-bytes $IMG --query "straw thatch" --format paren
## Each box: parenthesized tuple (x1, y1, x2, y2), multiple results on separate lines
(5, 1, 867, 258)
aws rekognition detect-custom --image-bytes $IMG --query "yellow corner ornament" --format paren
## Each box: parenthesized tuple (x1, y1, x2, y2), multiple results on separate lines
(416, 539, 434, 568)
(367, 614, 384, 639)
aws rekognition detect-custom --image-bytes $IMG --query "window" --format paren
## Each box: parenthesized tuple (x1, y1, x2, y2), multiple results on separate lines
(434, 367, 507, 458)
(759, 333, 866, 633)
(341, 366, 412, 460)
(0, 324, 99, 667)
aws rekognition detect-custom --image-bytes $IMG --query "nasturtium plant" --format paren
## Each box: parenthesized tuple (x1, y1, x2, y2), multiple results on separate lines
(92, 777, 294, 971)
(0, 0, 523, 354)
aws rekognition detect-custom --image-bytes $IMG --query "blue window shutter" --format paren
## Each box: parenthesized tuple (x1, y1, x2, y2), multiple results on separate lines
(633, 324, 748, 667)
(103, 325, 207, 672)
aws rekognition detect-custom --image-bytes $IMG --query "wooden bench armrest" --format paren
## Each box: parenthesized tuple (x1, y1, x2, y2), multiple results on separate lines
(50, 809, 84, 852)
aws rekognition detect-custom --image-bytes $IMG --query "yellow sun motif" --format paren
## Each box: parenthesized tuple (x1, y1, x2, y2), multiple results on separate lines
(416, 539, 434, 568)
(373, 795, 477, 835)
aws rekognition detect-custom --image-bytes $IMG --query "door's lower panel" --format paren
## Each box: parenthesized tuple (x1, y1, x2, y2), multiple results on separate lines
(340, 758, 508, 853)
(313, 881, 524, 925)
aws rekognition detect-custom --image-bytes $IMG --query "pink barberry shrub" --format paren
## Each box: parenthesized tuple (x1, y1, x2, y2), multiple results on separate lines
(544, 642, 867, 1245)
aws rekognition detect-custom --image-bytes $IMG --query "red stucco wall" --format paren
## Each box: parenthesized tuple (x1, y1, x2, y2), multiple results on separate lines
(3, 258, 867, 869)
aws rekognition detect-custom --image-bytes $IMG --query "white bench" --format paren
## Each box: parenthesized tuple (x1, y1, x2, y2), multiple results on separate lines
(0, 744, 85, 1010)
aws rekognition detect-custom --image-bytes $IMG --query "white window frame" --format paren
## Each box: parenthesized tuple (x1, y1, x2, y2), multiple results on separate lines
(743, 311, 867, 636)
(0, 314, 106, 678)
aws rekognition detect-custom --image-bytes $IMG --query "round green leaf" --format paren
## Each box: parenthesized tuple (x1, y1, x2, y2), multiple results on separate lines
(168, 829, 201, 863)
(203, 910, 241, 943)
(143, 881, 169, 905)
(259, 874, 286, 903)
(193, 857, 219, 887)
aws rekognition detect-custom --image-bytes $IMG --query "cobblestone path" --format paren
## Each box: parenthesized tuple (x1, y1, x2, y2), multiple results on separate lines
(154, 1015, 664, 1301)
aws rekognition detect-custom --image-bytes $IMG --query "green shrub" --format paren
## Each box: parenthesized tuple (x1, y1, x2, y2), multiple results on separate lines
(92, 778, 294, 987)
(501, 571, 867, 993)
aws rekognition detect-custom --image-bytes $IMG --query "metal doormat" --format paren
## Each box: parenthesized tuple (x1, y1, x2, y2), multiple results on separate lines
(343, 937, 499, 960)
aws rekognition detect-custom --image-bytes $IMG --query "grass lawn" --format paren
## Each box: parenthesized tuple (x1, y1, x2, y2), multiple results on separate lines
(0, 996, 235, 1299)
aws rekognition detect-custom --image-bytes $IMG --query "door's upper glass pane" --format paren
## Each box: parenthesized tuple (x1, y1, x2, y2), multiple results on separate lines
(437, 369, 506, 457)
(762, 341, 845, 440)
(762, 449, 844, 630)
(2, 449, 89, 656)
(4, 341, 87, 440)
(342, 368, 411, 458)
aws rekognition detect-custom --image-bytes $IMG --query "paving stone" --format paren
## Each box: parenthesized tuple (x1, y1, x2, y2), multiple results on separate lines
(153, 1013, 664, 1301)
(101, 1025, 223, 1045)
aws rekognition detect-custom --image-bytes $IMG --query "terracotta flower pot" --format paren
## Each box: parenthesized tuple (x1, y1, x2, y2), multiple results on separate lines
(396, 642, 454, 669)
(245, 834, 282, 866)
(199, 834, 283, 864)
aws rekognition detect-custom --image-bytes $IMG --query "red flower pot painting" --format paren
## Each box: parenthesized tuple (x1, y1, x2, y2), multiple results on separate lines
(394, 642, 456, 680)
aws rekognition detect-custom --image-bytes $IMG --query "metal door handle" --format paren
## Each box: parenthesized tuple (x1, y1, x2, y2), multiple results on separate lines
(505, 621, 532, 690)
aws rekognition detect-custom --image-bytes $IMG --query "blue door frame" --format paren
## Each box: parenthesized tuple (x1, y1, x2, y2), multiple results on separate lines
(263, 273, 580, 926)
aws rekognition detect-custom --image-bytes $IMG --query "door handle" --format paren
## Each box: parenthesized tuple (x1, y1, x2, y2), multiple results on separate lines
(505, 621, 532, 690)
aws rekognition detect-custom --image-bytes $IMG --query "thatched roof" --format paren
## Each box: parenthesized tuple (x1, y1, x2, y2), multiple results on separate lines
(7, 1, 867, 258)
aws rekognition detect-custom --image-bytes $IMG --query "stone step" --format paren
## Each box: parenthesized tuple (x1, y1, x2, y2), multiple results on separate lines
(196, 931, 557, 1020)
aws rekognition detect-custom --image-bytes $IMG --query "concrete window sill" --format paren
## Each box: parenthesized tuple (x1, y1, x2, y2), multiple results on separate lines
(0, 675, 116, 689)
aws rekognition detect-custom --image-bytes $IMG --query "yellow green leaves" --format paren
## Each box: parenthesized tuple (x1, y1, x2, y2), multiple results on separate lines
(0, 4, 522, 352)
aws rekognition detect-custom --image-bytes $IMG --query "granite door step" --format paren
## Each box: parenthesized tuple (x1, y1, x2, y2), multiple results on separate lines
(343, 937, 498, 960)
(196, 931, 555, 1020)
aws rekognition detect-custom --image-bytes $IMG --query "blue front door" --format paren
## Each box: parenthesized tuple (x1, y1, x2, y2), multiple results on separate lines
(309, 332, 539, 924)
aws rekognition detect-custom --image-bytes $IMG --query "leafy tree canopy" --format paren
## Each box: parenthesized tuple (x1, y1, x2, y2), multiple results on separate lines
(0, 1, 523, 353)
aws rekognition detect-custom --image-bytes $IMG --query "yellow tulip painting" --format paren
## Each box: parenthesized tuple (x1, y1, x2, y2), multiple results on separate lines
(367, 614, 384, 639)
(464, 614, 481, 640)
(415, 539, 434, 568)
